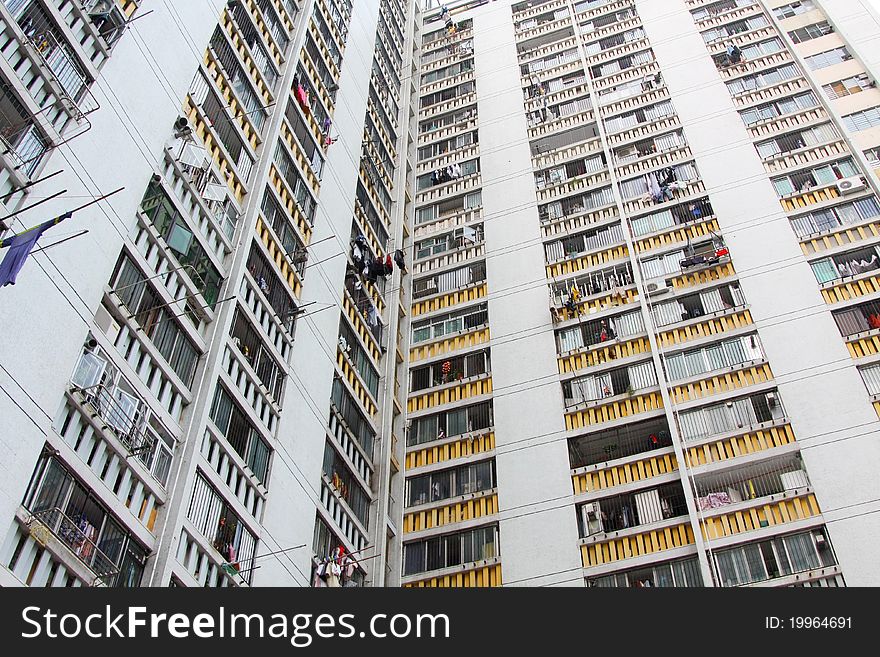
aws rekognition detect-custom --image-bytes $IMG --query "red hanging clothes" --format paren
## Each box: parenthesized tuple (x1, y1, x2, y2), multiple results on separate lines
(295, 85, 311, 115)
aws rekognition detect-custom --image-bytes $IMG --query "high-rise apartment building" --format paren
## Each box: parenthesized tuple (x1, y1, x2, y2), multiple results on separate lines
(401, 0, 880, 588)
(1, 0, 879, 590)
(0, 0, 416, 588)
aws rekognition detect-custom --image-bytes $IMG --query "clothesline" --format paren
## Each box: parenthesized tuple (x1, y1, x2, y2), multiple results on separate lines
(1, 187, 124, 239)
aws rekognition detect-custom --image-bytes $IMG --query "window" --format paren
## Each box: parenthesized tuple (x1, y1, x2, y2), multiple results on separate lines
(726, 64, 800, 95)
(832, 298, 880, 337)
(556, 310, 645, 354)
(24, 454, 149, 587)
(246, 242, 299, 333)
(338, 320, 379, 398)
(323, 442, 370, 526)
(413, 261, 486, 299)
(755, 123, 838, 159)
(403, 525, 498, 576)
(331, 378, 376, 456)
(408, 400, 493, 446)
(652, 283, 744, 327)
(230, 309, 286, 400)
(273, 141, 318, 223)
(790, 197, 880, 237)
(210, 386, 272, 483)
(665, 335, 763, 381)
(406, 460, 495, 506)
(411, 304, 489, 344)
(702, 15, 769, 42)
(803, 47, 852, 71)
(139, 182, 223, 306)
(842, 108, 880, 133)
(187, 471, 258, 582)
(410, 351, 489, 392)
(111, 255, 201, 387)
(544, 222, 623, 261)
(771, 159, 859, 197)
(809, 245, 880, 284)
(588, 557, 703, 587)
(714, 528, 836, 587)
(568, 417, 672, 468)
(788, 21, 833, 43)
(858, 362, 880, 395)
(773, 1, 816, 20)
(740, 92, 818, 126)
(678, 391, 785, 442)
(564, 361, 657, 405)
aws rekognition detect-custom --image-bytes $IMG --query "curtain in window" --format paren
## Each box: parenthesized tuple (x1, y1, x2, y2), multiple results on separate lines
(700, 288, 725, 313)
(545, 240, 564, 262)
(653, 300, 683, 327)
(627, 362, 657, 390)
(673, 558, 703, 587)
(833, 308, 869, 336)
(632, 210, 675, 237)
(859, 364, 880, 395)
(614, 310, 644, 337)
(559, 327, 584, 353)
(855, 197, 880, 220)
(677, 409, 704, 441)
(785, 533, 820, 572)
(731, 397, 759, 428)
(811, 259, 837, 284)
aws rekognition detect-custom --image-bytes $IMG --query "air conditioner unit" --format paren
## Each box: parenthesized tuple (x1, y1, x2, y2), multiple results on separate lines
(836, 176, 866, 195)
(645, 279, 671, 296)
(94, 305, 121, 344)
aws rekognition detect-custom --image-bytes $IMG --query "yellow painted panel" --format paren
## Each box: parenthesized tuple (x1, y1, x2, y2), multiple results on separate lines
(405, 432, 496, 469)
(403, 563, 502, 588)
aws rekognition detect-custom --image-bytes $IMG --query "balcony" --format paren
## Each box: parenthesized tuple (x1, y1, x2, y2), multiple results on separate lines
(68, 346, 175, 486)
(26, 507, 119, 585)
(712, 527, 838, 587)
(550, 261, 636, 322)
(22, 453, 149, 587)
(13, 12, 99, 121)
(579, 482, 689, 539)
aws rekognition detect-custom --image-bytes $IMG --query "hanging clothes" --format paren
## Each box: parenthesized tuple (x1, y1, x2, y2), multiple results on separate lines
(295, 85, 311, 115)
(0, 212, 73, 287)
(351, 243, 365, 268)
(394, 249, 407, 273)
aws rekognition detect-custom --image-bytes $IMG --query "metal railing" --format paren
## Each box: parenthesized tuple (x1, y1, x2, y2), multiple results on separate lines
(28, 507, 119, 584)
(25, 30, 99, 120)
(0, 121, 48, 176)
(73, 382, 156, 458)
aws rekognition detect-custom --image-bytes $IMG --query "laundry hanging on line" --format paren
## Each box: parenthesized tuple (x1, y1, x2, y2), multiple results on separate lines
(0, 211, 73, 287)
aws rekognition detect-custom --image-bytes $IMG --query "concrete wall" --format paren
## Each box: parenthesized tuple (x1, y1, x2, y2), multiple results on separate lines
(474, 0, 584, 587)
